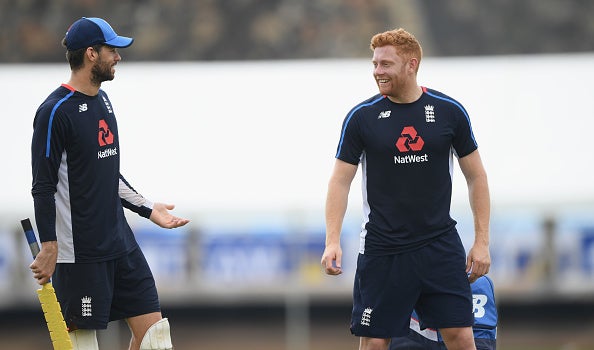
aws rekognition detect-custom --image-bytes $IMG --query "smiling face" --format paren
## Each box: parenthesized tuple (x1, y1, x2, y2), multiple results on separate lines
(372, 45, 418, 101)
(90, 45, 121, 86)
(372, 46, 407, 96)
(369, 28, 423, 103)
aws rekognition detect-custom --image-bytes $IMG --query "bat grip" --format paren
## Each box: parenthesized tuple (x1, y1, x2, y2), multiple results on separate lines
(21, 218, 41, 259)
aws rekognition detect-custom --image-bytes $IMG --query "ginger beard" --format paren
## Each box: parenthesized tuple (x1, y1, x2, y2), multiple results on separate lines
(372, 45, 414, 100)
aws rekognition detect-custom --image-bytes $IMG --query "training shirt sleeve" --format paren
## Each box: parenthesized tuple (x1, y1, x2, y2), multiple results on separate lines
(335, 109, 365, 165)
(119, 174, 154, 218)
(450, 101, 478, 158)
(31, 103, 69, 242)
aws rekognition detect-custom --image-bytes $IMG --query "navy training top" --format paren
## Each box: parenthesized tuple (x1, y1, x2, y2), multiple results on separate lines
(31, 84, 153, 263)
(336, 87, 478, 255)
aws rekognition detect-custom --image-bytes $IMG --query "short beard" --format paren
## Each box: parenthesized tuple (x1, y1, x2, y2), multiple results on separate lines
(90, 61, 114, 86)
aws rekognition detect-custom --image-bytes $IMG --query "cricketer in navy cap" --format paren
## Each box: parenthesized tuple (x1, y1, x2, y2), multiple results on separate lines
(65, 17, 134, 51)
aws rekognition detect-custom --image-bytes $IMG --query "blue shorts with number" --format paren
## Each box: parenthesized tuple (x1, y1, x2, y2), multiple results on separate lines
(53, 247, 161, 330)
(350, 229, 473, 338)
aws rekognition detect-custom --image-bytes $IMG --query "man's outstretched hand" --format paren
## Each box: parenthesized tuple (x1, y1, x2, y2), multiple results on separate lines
(150, 202, 190, 228)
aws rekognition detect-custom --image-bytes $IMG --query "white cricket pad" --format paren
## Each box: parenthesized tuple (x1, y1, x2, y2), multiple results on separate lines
(140, 318, 173, 350)
(69, 329, 99, 350)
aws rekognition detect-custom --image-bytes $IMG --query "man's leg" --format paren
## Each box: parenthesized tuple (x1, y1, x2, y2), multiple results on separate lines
(126, 311, 171, 350)
(114, 249, 169, 349)
(360, 336, 390, 350)
(53, 262, 114, 349)
(440, 326, 476, 350)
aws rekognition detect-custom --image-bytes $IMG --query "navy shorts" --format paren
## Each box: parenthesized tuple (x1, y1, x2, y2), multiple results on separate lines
(351, 229, 473, 338)
(53, 248, 161, 330)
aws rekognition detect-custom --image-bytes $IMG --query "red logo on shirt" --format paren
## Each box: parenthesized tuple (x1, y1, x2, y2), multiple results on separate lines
(396, 126, 424, 152)
(98, 119, 114, 146)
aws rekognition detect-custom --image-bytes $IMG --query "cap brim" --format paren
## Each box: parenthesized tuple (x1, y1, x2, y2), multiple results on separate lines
(104, 36, 134, 48)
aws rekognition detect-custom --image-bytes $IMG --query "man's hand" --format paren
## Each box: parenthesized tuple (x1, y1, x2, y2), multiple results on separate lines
(29, 241, 58, 285)
(321, 243, 343, 275)
(149, 202, 190, 229)
(466, 242, 491, 283)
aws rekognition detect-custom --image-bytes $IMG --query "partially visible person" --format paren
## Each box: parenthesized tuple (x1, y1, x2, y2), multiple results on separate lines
(391, 275, 498, 350)
(321, 27, 491, 350)
(29, 17, 189, 350)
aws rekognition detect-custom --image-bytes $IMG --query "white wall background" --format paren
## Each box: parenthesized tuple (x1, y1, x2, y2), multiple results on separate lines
(2, 54, 593, 222)
(2, 55, 594, 301)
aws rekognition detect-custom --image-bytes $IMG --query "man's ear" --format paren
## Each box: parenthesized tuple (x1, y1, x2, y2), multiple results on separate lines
(408, 57, 419, 73)
(85, 47, 98, 62)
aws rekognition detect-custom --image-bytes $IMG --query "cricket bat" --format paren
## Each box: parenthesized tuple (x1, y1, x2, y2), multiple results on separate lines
(21, 218, 73, 350)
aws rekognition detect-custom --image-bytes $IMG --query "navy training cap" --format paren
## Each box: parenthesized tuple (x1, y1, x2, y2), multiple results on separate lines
(65, 17, 134, 51)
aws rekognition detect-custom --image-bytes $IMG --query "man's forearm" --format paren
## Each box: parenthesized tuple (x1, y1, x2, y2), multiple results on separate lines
(469, 174, 490, 245)
(325, 181, 350, 246)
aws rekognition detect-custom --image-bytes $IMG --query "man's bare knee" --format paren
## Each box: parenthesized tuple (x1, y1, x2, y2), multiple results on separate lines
(359, 336, 390, 350)
(440, 326, 476, 350)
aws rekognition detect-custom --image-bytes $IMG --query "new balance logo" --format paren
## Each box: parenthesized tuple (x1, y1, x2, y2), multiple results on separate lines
(378, 110, 391, 119)
(79, 103, 88, 112)
(81, 296, 92, 317)
(361, 307, 373, 326)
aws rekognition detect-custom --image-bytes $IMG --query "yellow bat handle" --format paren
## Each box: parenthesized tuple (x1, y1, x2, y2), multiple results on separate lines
(21, 219, 73, 350)
(38, 283, 73, 350)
